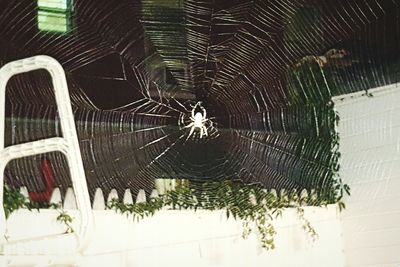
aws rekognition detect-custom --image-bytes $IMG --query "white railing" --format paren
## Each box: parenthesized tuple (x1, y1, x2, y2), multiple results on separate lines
(0, 56, 94, 255)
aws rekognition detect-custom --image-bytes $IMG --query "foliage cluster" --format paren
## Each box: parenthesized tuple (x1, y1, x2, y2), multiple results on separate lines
(3, 178, 349, 249)
(107, 179, 349, 250)
(3, 185, 73, 234)
(3, 185, 59, 218)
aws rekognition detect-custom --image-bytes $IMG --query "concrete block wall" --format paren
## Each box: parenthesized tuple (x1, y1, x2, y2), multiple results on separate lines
(334, 83, 400, 267)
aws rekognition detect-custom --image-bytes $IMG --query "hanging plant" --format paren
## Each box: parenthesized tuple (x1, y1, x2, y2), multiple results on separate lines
(107, 179, 350, 250)
(3, 177, 349, 250)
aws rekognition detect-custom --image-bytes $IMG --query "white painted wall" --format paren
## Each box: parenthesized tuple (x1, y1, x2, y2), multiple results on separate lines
(2, 206, 343, 267)
(334, 84, 400, 267)
(125, 207, 343, 267)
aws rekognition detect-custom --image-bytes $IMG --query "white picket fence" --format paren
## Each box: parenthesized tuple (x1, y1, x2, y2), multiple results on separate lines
(16, 186, 148, 210)
(2, 188, 342, 267)
(14, 183, 319, 212)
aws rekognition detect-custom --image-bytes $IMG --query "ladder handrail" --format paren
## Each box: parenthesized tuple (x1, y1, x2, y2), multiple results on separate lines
(0, 55, 93, 253)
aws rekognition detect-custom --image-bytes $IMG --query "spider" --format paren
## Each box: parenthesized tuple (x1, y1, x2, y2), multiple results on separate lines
(183, 101, 209, 139)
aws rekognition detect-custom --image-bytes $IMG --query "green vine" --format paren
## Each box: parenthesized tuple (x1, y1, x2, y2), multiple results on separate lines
(3, 178, 349, 250)
(107, 180, 349, 250)
(56, 210, 74, 234)
(3, 185, 75, 235)
(3, 185, 30, 219)
(3, 185, 59, 219)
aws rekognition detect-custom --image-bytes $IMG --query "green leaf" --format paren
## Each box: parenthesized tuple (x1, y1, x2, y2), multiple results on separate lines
(338, 201, 346, 212)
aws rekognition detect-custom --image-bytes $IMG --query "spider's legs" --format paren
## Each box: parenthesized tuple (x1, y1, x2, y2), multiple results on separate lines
(203, 126, 208, 136)
(184, 122, 194, 128)
(191, 104, 196, 118)
(201, 106, 206, 120)
(188, 126, 196, 140)
(199, 127, 203, 138)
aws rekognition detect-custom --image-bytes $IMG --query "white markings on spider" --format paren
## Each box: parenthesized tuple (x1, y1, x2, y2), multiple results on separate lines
(183, 101, 210, 139)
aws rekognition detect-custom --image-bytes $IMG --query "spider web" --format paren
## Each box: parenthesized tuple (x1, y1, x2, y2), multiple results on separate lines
(0, 0, 399, 200)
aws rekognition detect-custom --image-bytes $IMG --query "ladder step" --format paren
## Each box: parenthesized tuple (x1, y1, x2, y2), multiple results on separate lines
(0, 138, 68, 162)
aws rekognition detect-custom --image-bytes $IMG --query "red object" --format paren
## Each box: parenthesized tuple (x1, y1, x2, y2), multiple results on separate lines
(29, 158, 55, 202)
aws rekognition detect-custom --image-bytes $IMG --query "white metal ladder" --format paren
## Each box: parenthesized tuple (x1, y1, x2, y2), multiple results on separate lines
(0, 56, 94, 255)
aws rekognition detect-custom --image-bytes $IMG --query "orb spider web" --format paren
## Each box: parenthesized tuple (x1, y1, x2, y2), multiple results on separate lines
(0, 0, 399, 200)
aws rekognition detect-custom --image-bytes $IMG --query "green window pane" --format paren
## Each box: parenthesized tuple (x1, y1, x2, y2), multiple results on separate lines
(38, 10, 70, 32)
(38, 0, 69, 11)
(37, 0, 72, 33)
